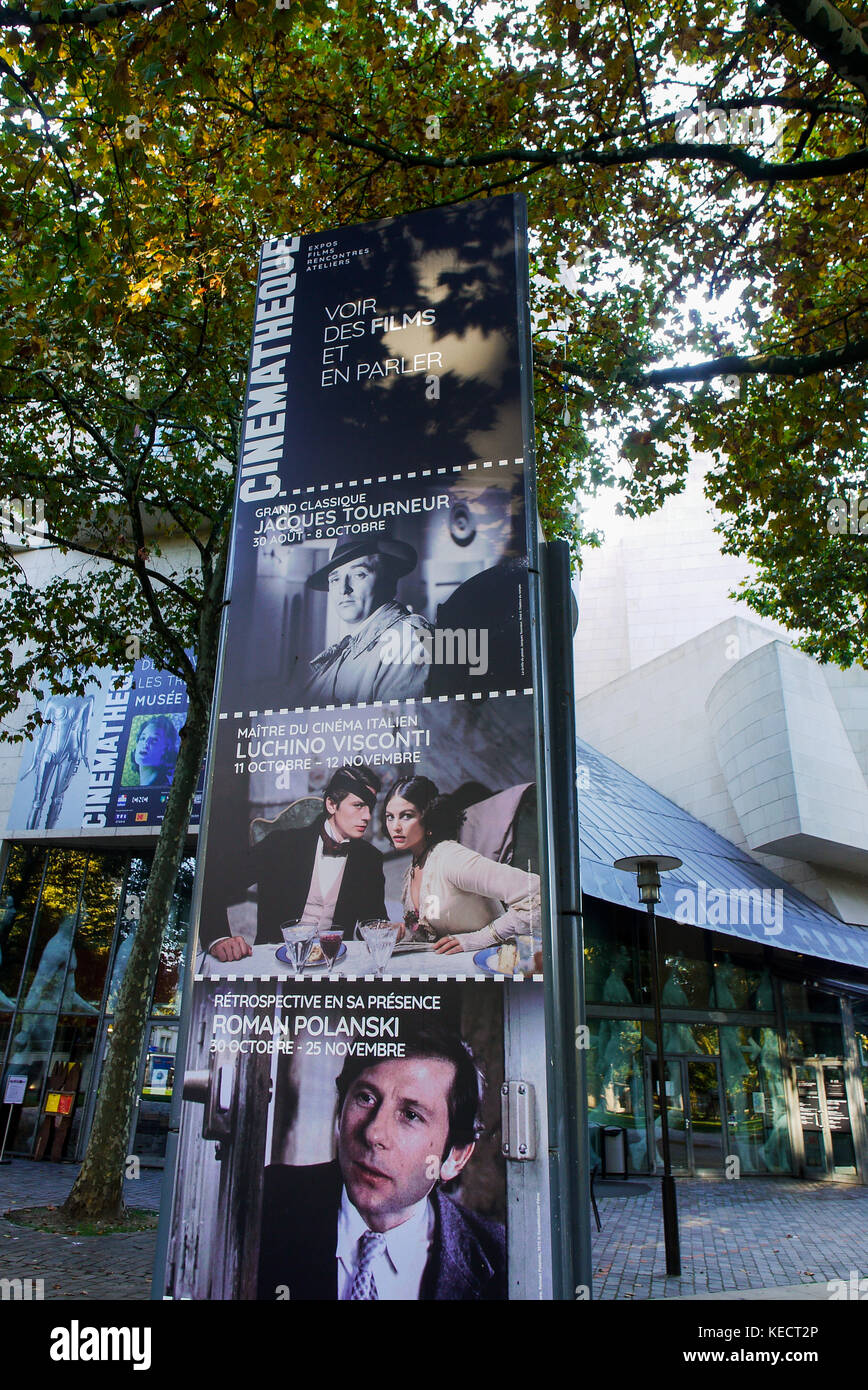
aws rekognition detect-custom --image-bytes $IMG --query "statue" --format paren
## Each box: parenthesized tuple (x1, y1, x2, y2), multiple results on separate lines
(22, 694, 94, 829)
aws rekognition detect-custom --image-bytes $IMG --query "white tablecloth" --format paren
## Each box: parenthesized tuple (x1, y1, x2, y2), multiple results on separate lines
(196, 941, 506, 980)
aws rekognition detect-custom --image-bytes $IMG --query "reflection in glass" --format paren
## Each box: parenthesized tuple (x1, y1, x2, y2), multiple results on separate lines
(153, 857, 193, 1016)
(652, 919, 714, 1010)
(587, 1018, 647, 1174)
(662, 950, 712, 1011)
(14, 912, 97, 1022)
(104, 858, 148, 1013)
(48, 1013, 98, 1157)
(648, 1058, 687, 1173)
(17, 850, 89, 1008)
(0, 845, 47, 1005)
(106, 856, 193, 1016)
(584, 907, 639, 1005)
(720, 1024, 790, 1173)
(782, 981, 841, 1017)
(645, 1015, 718, 1057)
(786, 1020, 844, 1058)
(713, 952, 773, 1012)
(796, 1062, 826, 1169)
(5, 1009, 54, 1152)
(686, 1059, 726, 1172)
(647, 1057, 728, 1173)
(134, 1023, 178, 1161)
(72, 853, 126, 1010)
(822, 1065, 856, 1175)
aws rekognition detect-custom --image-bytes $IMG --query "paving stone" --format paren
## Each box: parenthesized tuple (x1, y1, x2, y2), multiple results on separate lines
(2, 1160, 866, 1302)
(593, 1174, 868, 1301)
(0, 1158, 163, 1301)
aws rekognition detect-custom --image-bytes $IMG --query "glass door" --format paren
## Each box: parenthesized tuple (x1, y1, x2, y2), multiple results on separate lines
(795, 1061, 826, 1172)
(82, 1019, 179, 1166)
(685, 1058, 726, 1173)
(129, 1022, 178, 1165)
(648, 1058, 688, 1174)
(648, 1057, 726, 1174)
(821, 1063, 856, 1177)
(793, 1059, 858, 1177)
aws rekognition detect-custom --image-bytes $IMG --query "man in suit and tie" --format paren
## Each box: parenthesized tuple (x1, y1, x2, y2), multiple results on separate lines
(202, 764, 387, 961)
(257, 1025, 506, 1300)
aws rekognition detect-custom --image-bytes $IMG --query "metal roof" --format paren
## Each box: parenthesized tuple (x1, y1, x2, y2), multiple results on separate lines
(577, 738, 868, 970)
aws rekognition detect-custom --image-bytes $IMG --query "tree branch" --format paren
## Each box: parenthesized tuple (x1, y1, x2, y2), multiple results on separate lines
(249, 105, 868, 184)
(0, 0, 174, 27)
(552, 333, 868, 386)
(24, 523, 202, 607)
(765, 0, 868, 102)
(125, 487, 198, 688)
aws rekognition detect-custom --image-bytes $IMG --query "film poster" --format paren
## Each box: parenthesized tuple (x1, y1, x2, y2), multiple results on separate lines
(162, 196, 555, 1301)
(6, 656, 203, 835)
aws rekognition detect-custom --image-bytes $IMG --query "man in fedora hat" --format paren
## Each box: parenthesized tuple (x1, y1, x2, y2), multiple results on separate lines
(302, 533, 432, 705)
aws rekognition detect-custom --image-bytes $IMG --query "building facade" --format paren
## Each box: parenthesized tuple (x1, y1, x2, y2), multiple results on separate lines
(576, 465, 868, 1183)
(0, 532, 199, 1164)
(580, 740, 868, 1183)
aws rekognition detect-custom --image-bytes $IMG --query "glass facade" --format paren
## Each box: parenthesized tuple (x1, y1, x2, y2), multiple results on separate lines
(0, 844, 193, 1162)
(585, 898, 867, 1181)
(2, 839, 865, 1182)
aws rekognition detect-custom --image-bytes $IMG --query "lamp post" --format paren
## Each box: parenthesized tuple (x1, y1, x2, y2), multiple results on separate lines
(614, 853, 683, 1277)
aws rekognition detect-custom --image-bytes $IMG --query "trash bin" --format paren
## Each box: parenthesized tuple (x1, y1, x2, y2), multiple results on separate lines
(602, 1126, 628, 1178)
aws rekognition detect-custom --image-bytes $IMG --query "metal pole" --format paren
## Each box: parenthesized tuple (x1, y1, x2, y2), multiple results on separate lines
(0, 1102, 14, 1164)
(646, 899, 681, 1276)
(543, 538, 590, 1299)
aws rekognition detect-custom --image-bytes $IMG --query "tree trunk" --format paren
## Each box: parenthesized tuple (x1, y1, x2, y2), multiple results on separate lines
(61, 692, 211, 1221)
(60, 517, 228, 1223)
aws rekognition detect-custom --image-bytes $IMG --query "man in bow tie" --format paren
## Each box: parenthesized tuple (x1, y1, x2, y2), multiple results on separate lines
(203, 764, 387, 962)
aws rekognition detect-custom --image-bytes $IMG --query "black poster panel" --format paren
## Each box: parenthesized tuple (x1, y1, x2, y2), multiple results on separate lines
(164, 197, 557, 1301)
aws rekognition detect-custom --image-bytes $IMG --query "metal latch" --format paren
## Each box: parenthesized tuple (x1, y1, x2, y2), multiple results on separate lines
(501, 1080, 536, 1160)
(183, 1059, 235, 1142)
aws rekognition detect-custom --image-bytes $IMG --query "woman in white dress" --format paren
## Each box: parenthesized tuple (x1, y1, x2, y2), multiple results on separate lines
(383, 776, 541, 955)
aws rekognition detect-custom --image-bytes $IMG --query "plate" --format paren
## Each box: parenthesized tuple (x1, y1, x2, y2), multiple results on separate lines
(275, 942, 348, 970)
(473, 946, 529, 977)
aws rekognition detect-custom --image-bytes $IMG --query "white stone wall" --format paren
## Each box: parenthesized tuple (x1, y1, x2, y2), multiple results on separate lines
(574, 459, 790, 699)
(574, 480, 868, 928)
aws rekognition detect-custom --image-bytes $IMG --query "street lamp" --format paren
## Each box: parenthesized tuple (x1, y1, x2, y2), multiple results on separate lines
(614, 853, 683, 1277)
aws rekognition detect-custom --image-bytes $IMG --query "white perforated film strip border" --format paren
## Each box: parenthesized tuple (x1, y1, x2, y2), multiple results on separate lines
(218, 688, 534, 720)
(194, 972, 544, 984)
(284, 456, 525, 497)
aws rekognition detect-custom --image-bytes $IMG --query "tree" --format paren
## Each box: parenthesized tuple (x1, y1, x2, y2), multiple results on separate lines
(0, 0, 532, 1220)
(1, 0, 866, 1218)
(188, 0, 867, 660)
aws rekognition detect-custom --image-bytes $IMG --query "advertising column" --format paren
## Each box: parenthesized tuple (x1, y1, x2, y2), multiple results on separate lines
(160, 195, 561, 1300)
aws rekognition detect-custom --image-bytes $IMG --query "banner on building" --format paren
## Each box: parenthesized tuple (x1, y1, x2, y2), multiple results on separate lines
(6, 658, 203, 835)
(162, 196, 558, 1300)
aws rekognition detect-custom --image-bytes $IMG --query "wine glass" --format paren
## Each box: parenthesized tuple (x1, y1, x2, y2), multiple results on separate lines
(357, 918, 400, 977)
(318, 928, 344, 975)
(280, 919, 318, 973)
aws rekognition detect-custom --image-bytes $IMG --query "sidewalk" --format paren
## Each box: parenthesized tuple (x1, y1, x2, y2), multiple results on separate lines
(0, 1158, 164, 1301)
(592, 1175, 868, 1300)
(2, 1160, 866, 1300)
